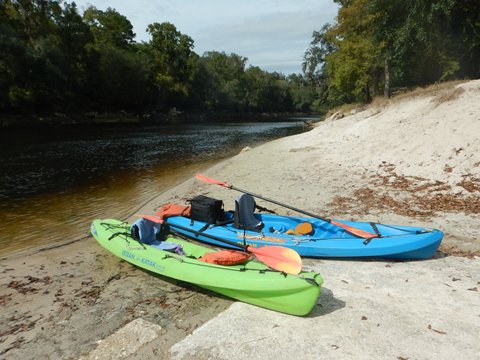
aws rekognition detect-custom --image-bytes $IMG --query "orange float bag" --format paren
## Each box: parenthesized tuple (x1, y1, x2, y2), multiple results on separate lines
(155, 203, 191, 222)
(199, 250, 251, 265)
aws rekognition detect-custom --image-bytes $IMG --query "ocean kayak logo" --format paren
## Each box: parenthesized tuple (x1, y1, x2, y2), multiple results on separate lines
(121, 250, 165, 272)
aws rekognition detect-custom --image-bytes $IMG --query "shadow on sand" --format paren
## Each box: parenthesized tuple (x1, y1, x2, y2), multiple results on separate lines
(306, 287, 346, 318)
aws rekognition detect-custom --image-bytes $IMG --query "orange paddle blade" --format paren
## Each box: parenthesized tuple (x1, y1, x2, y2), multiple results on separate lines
(136, 214, 164, 224)
(331, 220, 378, 239)
(196, 174, 231, 188)
(248, 246, 302, 275)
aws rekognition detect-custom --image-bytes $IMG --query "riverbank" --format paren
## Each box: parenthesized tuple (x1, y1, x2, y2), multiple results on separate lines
(0, 109, 318, 128)
(1, 79, 480, 359)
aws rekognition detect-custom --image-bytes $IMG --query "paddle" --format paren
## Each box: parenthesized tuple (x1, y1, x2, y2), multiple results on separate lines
(195, 173, 378, 239)
(165, 221, 302, 274)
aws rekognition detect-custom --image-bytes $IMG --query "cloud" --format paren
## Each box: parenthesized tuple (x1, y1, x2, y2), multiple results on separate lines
(74, 0, 338, 74)
(194, 9, 335, 73)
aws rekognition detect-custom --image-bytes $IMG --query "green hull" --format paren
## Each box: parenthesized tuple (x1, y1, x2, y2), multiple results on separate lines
(91, 219, 323, 316)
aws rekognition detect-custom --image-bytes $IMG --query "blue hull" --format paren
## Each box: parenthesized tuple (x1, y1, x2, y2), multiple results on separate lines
(165, 212, 443, 260)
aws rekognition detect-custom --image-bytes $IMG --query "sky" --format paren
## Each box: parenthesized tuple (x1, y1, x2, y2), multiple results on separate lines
(73, 0, 338, 75)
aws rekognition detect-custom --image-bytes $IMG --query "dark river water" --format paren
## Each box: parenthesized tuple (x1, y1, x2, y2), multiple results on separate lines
(0, 121, 310, 256)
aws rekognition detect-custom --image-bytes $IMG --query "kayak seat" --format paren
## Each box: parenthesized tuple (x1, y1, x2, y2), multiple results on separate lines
(130, 218, 161, 244)
(233, 194, 264, 232)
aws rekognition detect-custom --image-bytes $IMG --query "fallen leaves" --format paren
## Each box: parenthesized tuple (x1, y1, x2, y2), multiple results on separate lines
(7, 276, 53, 295)
(458, 176, 480, 193)
(0, 294, 12, 306)
(428, 324, 447, 335)
(0, 318, 37, 337)
(0, 337, 25, 356)
(74, 286, 104, 306)
(327, 163, 480, 218)
(107, 273, 121, 283)
(439, 244, 479, 258)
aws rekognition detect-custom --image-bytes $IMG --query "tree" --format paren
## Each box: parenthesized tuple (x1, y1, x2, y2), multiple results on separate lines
(450, 0, 480, 78)
(326, 0, 380, 103)
(369, 0, 459, 93)
(147, 22, 196, 110)
(83, 6, 135, 49)
(1, 1, 321, 119)
(307, 0, 476, 104)
(302, 24, 334, 85)
(0, 0, 96, 110)
(302, 24, 334, 108)
(92, 46, 151, 111)
(244, 67, 293, 112)
(82, 6, 151, 111)
(197, 51, 247, 111)
(56, 2, 95, 106)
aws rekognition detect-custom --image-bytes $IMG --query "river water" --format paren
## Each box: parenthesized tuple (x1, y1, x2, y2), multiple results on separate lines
(0, 121, 309, 256)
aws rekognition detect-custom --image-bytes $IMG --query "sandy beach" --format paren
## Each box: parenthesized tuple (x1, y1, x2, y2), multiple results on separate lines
(1, 80, 479, 359)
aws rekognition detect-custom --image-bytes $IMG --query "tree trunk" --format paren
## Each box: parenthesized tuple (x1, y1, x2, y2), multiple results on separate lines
(364, 84, 371, 103)
(384, 59, 390, 98)
(373, 69, 380, 96)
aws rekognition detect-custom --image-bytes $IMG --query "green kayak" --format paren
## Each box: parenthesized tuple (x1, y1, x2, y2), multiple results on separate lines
(90, 219, 323, 316)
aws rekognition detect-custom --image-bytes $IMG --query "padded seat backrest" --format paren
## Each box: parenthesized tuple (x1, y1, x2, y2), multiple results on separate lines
(233, 194, 264, 232)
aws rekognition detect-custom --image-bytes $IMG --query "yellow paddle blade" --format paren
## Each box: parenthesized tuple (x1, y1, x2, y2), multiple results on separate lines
(249, 246, 302, 275)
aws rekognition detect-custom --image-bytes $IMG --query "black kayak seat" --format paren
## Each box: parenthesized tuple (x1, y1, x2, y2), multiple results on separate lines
(233, 194, 264, 232)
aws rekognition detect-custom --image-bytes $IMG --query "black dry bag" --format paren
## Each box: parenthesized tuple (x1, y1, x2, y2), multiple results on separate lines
(189, 195, 225, 224)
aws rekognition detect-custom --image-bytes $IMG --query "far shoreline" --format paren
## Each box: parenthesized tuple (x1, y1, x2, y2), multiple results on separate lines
(0, 109, 322, 129)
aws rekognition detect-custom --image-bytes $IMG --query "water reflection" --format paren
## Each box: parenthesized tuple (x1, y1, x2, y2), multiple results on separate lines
(0, 121, 308, 256)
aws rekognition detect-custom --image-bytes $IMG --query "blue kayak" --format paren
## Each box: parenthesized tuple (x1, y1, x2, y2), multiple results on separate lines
(165, 211, 443, 260)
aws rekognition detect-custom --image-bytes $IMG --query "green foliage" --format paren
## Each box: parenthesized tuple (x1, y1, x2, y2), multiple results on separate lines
(0, 0, 310, 119)
(194, 51, 295, 112)
(305, 0, 480, 106)
(3, 0, 480, 119)
(92, 46, 151, 111)
(288, 74, 317, 112)
(301, 24, 333, 109)
(244, 67, 293, 112)
(83, 6, 135, 49)
(197, 51, 247, 111)
(147, 22, 196, 107)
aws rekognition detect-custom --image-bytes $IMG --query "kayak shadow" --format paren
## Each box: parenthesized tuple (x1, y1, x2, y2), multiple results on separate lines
(307, 287, 345, 318)
(303, 249, 447, 263)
